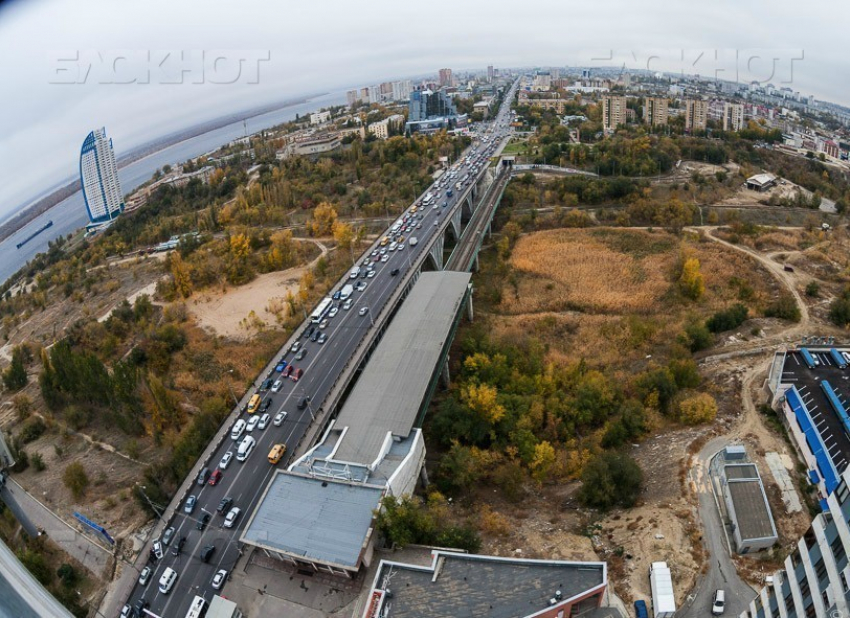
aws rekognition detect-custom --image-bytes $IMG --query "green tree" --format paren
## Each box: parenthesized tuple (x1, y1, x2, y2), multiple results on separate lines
(578, 452, 643, 510)
(3, 345, 28, 391)
(63, 461, 89, 499)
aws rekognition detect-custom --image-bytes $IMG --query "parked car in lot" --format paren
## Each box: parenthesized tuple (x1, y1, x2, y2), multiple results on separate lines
(258, 413, 270, 430)
(246, 415, 260, 432)
(219, 451, 233, 469)
(183, 495, 197, 514)
(208, 469, 223, 486)
(273, 410, 287, 426)
(212, 568, 228, 590)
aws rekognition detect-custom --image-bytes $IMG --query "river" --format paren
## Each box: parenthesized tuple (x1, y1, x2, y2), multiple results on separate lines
(0, 90, 347, 285)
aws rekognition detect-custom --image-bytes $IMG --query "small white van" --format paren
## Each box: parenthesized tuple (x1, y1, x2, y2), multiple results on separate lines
(236, 436, 256, 462)
(159, 567, 178, 594)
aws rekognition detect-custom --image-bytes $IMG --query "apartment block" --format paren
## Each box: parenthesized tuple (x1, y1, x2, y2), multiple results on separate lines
(684, 99, 708, 132)
(643, 97, 669, 126)
(723, 102, 745, 132)
(602, 95, 627, 132)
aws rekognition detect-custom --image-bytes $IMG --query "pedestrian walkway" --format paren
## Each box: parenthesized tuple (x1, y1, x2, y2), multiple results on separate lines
(0, 477, 112, 578)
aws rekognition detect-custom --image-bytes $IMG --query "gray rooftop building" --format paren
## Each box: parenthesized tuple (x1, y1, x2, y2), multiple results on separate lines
(721, 463, 778, 554)
(361, 551, 609, 618)
(241, 272, 472, 577)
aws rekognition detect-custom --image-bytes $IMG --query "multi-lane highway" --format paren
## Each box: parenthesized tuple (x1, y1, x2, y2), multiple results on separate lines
(122, 79, 519, 618)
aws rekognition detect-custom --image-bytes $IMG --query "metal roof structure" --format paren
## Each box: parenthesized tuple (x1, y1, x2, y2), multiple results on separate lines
(332, 271, 471, 464)
(724, 464, 778, 542)
(367, 551, 607, 618)
(0, 539, 73, 618)
(240, 472, 384, 569)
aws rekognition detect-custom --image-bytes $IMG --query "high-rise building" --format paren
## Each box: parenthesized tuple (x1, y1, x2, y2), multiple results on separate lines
(684, 99, 708, 132)
(722, 102, 744, 132)
(380, 82, 393, 95)
(368, 85, 382, 104)
(643, 97, 669, 126)
(438, 68, 453, 88)
(408, 89, 457, 122)
(79, 127, 123, 225)
(532, 71, 551, 91)
(601, 95, 627, 132)
(346, 90, 359, 107)
(391, 80, 412, 102)
(487, 65, 494, 83)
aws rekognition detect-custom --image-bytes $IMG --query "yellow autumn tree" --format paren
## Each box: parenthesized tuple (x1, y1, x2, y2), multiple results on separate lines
(229, 233, 251, 261)
(461, 382, 505, 424)
(679, 257, 705, 301)
(678, 392, 717, 425)
(309, 202, 338, 237)
(332, 220, 355, 252)
(530, 441, 557, 483)
(267, 230, 295, 270)
(168, 253, 193, 299)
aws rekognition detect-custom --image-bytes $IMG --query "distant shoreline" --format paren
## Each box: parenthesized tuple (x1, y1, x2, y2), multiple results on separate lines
(0, 94, 320, 245)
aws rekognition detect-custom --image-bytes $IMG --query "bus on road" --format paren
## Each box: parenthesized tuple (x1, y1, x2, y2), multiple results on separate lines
(310, 297, 333, 323)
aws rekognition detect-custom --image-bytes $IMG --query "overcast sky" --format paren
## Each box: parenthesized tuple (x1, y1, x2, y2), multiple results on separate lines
(0, 0, 847, 218)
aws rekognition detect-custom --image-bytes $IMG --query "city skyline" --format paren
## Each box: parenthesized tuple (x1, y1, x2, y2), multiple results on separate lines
(1, 0, 849, 220)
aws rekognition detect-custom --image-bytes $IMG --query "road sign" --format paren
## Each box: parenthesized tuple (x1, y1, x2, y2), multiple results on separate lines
(73, 511, 115, 545)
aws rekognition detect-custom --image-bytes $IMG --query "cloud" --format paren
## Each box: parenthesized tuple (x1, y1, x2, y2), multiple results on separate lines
(0, 0, 847, 217)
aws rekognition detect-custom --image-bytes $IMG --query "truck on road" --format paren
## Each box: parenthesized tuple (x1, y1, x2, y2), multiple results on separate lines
(649, 561, 676, 618)
(340, 284, 354, 300)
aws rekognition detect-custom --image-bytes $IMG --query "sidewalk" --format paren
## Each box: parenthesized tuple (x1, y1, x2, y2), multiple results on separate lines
(1, 477, 112, 578)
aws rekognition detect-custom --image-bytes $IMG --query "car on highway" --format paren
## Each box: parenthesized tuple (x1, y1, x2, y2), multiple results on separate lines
(271, 379, 283, 393)
(120, 604, 132, 618)
(268, 444, 286, 464)
(200, 544, 215, 562)
(197, 512, 211, 531)
(289, 341, 300, 353)
(260, 377, 274, 391)
(712, 589, 726, 615)
(247, 393, 261, 413)
(183, 495, 197, 514)
(246, 415, 260, 432)
(258, 413, 270, 430)
(172, 535, 186, 557)
(223, 507, 241, 528)
(209, 468, 223, 486)
(161, 526, 175, 546)
(295, 348, 307, 361)
(297, 395, 311, 410)
(217, 496, 233, 514)
(358, 306, 369, 316)
(138, 566, 152, 586)
(151, 540, 163, 560)
(219, 451, 233, 469)
(134, 598, 149, 617)
(366, 270, 376, 278)
(310, 330, 319, 342)
(230, 419, 246, 440)
(273, 410, 287, 426)
(380, 254, 389, 262)
(319, 318, 329, 329)
(328, 306, 339, 318)
(398, 243, 405, 250)
(212, 568, 228, 591)
(332, 289, 341, 300)
(275, 361, 287, 373)
(291, 367, 304, 382)
(196, 467, 210, 485)
(236, 435, 256, 462)
(303, 325, 315, 339)
(261, 397, 273, 412)
(390, 268, 399, 276)
(355, 281, 367, 291)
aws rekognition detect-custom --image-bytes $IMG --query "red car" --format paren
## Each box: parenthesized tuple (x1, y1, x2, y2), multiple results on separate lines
(283, 365, 294, 378)
(208, 469, 223, 486)
(291, 367, 304, 382)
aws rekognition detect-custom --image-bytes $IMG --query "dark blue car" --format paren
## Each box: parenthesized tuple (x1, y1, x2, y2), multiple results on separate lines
(633, 600, 648, 618)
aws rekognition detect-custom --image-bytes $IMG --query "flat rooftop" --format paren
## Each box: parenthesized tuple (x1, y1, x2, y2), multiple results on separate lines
(332, 271, 471, 465)
(781, 350, 850, 473)
(724, 465, 778, 542)
(370, 552, 606, 618)
(240, 472, 384, 569)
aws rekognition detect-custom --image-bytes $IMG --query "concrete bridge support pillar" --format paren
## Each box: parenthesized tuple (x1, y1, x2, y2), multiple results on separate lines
(419, 466, 430, 488)
(473, 253, 480, 273)
(467, 291, 474, 322)
(441, 357, 450, 389)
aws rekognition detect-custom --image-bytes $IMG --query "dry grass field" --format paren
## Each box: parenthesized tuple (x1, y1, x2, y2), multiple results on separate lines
(487, 228, 783, 370)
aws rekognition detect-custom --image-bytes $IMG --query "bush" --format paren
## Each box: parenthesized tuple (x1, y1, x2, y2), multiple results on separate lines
(683, 321, 713, 352)
(2, 345, 28, 392)
(12, 394, 32, 420)
(578, 452, 643, 510)
(678, 392, 718, 425)
(63, 462, 89, 499)
(18, 417, 46, 444)
(375, 495, 481, 552)
(57, 563, 79, 588)
(31, 452, 46, 471)
(829, 294, 850, 327)
(805, 281, 820, 297)
(706, 303, 748, 333)
(764, 295, 801, 322)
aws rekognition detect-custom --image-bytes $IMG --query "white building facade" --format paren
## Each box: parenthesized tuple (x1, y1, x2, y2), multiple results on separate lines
(79, 127, 124, 224)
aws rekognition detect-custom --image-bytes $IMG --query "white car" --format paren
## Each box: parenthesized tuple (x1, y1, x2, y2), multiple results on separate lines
(271, 380, 283, 393)
(367, 270, 376, 278)
(212, 568, 228, 591)
(328, 307, 339, 318)
(343, 298, 353, 310)
(273, 411, 287, 426)
(380, 254, 389, 263)
(230, 419, 246, 441)
(257, 413, 270, 430)
(397, 244, 405, 251)
(246, 415, 260, 432)
(224, 507, 241, 528)
(138, 566, 152, 586)
(359, 307, 369, 316)
(219, 451, 233, 469)
(319, 319, 329, 330)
